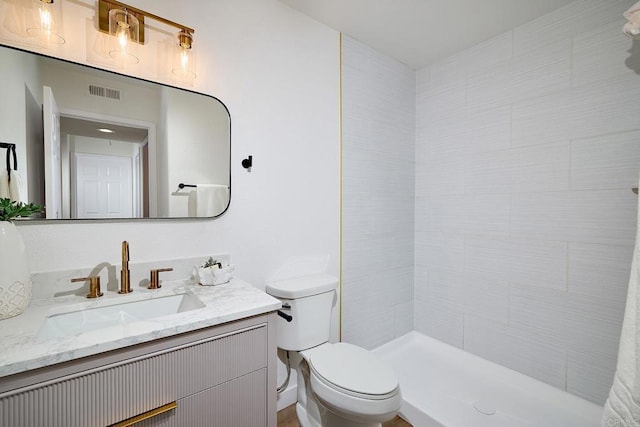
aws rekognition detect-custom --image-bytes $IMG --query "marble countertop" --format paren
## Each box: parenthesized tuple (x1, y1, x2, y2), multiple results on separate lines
(0, 279, 281, 378)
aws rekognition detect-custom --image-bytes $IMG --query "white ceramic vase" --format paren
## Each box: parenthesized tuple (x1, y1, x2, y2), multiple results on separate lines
(0, 221, 32, 319)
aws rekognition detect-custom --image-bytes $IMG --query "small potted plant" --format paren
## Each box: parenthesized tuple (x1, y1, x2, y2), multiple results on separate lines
(0, 198, 43, 320)
(0, 198, 43, 221)
(193, 257, 235, 286)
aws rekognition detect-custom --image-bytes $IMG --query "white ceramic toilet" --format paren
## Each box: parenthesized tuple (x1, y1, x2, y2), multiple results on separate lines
(266, 274, 402, 427)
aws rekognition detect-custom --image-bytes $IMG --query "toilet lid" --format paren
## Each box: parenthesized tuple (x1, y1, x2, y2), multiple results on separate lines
(306, 343, 399, 398)
(266, 274, 337, 299)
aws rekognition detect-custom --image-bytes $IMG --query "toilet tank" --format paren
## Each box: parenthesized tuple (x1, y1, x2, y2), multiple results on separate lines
(266, 274, 338, 351)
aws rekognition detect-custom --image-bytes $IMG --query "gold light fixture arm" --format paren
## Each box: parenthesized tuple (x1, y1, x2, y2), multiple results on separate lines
(98, 0, 194, 45)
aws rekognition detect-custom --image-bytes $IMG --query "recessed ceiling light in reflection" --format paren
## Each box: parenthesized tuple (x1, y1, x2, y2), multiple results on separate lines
(97, 128, 115, 133)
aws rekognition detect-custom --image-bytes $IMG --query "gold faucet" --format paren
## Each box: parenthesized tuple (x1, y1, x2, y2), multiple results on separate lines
(149, 267, 173, 289)
(119, 240, 132, 294)
(71, 276, 103, 299)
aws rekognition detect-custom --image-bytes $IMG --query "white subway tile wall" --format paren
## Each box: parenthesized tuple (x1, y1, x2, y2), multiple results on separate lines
(415, 0, 639, 405)
(341, 36, 416, 349)
(342, 0, 640, 406)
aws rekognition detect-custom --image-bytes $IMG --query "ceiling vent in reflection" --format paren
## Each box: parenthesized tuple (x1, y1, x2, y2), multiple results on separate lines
(88, 84, 121, 101)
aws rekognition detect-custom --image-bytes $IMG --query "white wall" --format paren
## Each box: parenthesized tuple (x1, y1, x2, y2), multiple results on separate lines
(0, 48, 40, 202)
(157, 89, 169, 217)
(415, 0, 640, 404)
(341, 36, 416, 349)
(165, 88, 230, 217)
(2, 0, 340, 409)
(2, 0, 340, 285)
(39, 58, 162, 126)
(25, 84, 44, 206)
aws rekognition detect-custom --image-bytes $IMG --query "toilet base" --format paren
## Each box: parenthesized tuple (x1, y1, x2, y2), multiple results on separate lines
(296, 402, 320, 427)
(296, 403, 322, 427)
(296, 402, 382, 427)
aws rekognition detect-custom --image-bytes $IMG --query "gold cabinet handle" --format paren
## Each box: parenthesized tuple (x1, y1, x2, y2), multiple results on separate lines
(110, 401, 177, 427)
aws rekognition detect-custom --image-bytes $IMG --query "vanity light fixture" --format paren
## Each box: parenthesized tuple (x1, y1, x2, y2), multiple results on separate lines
(107, 7, 139, 64)
(97, 128, 115, 134)
(98, 0, 196, 79)
(171, 29, 197, 81)
(25, 0, 65, 45)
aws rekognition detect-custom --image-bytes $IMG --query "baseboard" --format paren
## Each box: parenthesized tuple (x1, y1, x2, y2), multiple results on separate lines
(277, 383, 298, 411)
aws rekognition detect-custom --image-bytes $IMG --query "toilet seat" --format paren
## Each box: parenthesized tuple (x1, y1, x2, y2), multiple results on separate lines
(301, 342, 402, 422)
(305, 342, 399, 399)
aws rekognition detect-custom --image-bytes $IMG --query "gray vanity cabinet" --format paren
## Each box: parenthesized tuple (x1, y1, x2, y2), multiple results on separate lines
(0, 313, 277, 427)
(137, 369, 267, 426)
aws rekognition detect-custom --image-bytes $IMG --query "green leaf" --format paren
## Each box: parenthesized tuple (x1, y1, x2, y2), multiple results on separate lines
(202, 257, 218, 268)
(0, 198, 44, 222)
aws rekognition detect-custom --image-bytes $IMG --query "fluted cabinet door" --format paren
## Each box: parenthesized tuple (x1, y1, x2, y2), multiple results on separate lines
(136, 369, 267, 427)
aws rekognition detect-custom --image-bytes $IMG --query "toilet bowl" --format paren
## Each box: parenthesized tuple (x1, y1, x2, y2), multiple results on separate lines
(266, 274, 402, 427)
(303, 342, 402, 425)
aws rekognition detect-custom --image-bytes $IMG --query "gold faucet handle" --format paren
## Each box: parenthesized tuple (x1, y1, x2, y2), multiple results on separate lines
(149, 268, 173, 289)
(71, 276, 104, 299)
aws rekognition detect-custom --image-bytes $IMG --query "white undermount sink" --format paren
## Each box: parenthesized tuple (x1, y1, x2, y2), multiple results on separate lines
(36, 292, 205, 341)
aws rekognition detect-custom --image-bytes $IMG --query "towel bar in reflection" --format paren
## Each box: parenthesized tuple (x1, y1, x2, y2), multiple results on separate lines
(178, 183, 230, 190)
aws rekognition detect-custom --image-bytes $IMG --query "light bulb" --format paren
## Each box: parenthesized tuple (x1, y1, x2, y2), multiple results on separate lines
(26, 0, 65, 45)
(38, 6, 52, 33)
(171, 30, 196, 81)
(117, 22, 129, 49)
(108, 9, 139, 64)
(180, 49, 189, 71)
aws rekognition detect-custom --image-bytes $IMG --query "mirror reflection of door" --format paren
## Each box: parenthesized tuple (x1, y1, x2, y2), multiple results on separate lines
(72, 153, 133, 219)
(43, 86, 62, 219)
(59, 116, 149, 219)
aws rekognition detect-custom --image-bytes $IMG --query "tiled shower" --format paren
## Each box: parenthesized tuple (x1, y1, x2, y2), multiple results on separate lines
(342, 0, 640, 405)
(341, 36, 416, 350)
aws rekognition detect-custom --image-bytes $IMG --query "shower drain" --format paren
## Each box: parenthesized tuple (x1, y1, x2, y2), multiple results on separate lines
(473, 400, 497, 416)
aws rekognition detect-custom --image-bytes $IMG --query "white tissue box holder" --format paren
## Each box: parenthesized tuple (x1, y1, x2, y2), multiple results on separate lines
(195, 265, 235, 286)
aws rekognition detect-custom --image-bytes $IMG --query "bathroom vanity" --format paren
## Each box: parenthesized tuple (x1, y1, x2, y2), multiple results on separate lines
(0, 279, 280, 427)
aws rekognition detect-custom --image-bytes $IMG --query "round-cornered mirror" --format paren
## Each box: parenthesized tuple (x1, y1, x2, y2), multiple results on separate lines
(0, 44, 230, 220)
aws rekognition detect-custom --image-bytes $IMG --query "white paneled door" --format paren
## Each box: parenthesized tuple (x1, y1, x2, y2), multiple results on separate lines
(72, 153, 133, 219)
